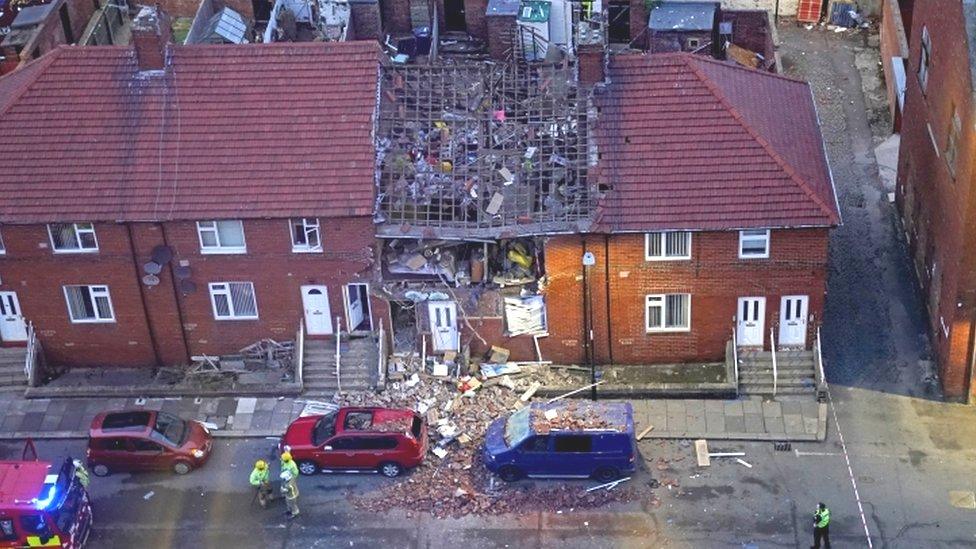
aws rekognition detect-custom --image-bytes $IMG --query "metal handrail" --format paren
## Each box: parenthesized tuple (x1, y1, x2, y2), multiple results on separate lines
(770, 327, 778, 398)
(24, 322, 36, 386)
(295, 319, 305, 388)
(377, 322, 387, 387)
(815, 325, 827, 391)
(732, 327, 739, 394)
(335, 316, 342, 394)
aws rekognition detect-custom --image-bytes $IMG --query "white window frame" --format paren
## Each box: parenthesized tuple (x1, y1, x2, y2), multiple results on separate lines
(290, 218, 322, 253)
(47, 223, 99, 253)
(918, 26, 931, 93)
(645, 293, 691, 333)
(196, 220, 246, 254)
(63, 284, 115, 323)
(0, 227, 5, 255)
(645, 232, 692, 261)
(738, 229, 770, 259)
(208, 282, 259, 320)
(945, 107, 961, 176)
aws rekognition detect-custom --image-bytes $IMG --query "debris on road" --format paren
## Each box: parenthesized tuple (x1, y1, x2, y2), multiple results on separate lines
(637, 425, 655, 440)
(695, 439, 710, 467)
(735, 458, 753, 468)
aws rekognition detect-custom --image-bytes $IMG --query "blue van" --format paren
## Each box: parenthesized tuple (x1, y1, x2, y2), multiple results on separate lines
(483, 401, 636, 482)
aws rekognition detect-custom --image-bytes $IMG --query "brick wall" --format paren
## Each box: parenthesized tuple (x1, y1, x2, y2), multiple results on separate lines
(486, 14, 514, 60)
(628, 0, 648, 49)
(157, 0, 202, 18)
(723, 10, 775, 69)
(350, 2, 383, 39)
(879, 0, 908, 131)
(0, 217, 381, 369)
(896, 0, 976, 399)
(648, 30, 712, 53)
(539, 229, 829, 366)
(464, 0, 488, 40)
(381, 0, 412, 34)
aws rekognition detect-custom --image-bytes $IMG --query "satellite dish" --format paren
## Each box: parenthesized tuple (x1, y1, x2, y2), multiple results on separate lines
(143, 261, 162, 275)
(174, 266, 192, 280)
(142, 274, 160, 286)
(180, 280, 197, 294)
(151, 245, 173, 265)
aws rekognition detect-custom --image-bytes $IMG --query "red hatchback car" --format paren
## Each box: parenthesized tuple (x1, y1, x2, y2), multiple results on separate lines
(281, 407, 427, 478)
(86, 410, 213, 476)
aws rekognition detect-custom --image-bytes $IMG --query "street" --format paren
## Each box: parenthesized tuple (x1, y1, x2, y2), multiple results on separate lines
(3, 25, 976, 549)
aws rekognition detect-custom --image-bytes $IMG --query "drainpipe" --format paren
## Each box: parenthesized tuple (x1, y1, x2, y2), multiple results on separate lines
(603, 234, 613, 366)
(966, 315, 975, 405)
(126, 223, 162, 368)
(581, 236, 596, 400)
(160, 223, 192, 365)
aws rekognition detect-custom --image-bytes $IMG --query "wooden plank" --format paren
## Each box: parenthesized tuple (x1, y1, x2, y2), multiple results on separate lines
(695, 439, 710, 467)
(637, 425, 655, 441)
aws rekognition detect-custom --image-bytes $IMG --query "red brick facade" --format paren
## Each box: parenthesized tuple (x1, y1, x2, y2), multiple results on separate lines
(449, 229, 829, 365)
(896, 0, 976, 400)
(0, 218, 381, 368)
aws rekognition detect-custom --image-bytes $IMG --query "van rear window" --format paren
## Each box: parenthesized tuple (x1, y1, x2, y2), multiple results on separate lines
(0, 518, 16, 541)
(554, 435, 592, 453)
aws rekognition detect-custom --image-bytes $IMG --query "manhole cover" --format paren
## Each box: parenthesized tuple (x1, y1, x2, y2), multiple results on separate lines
(949, 491, 976, 509)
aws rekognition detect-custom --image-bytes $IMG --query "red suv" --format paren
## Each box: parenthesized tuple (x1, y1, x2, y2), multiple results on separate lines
(86, 410, 213, 476)
(281, 407, 427, 478)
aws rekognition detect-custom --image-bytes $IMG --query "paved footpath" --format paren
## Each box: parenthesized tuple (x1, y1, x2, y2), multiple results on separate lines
(0, 389, 826, 442)
(0, 393, 312, 440)
(630, 396, 827, 441)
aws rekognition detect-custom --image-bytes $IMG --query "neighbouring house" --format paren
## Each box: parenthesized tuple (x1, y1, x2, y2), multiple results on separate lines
(372, 52, 839, 398)
(0, 0, 99, 75)
(880, 0, 909, 131)
(895, 0, 976, 401)
(0, 9, 383, 371)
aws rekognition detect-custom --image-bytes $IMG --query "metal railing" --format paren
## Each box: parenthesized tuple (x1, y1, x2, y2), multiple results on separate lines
(732, 328, 739, 395)
(377, 322, 388, 390)
(770, 327, 778, 398)
(814, 326, 828, 401)
(24, 322, 41, 388)
(334, 316, 342, 394)
(294, 319, 305, 388)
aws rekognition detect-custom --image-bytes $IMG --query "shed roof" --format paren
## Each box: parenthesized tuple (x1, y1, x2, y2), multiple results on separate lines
(597, 53, 840, 232)
(0, 41, 380, 224)
(648, 1, 719, 31)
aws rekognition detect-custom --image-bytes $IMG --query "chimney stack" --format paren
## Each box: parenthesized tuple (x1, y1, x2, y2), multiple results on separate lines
(577, 44, 605, 86)
(131, 5, 172, 71)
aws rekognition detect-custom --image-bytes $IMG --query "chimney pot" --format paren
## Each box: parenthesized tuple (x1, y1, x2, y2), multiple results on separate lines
(131, 6, 172, 71)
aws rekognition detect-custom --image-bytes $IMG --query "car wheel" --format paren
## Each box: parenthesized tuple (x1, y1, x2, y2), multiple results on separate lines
(497, 465, 523, 482)
(172, 461, 192, 475)
(593, 466, 620, 483)
(378, 462, 402, 478)
(91, 464, 110, 477)
(298, 460, 318, 476)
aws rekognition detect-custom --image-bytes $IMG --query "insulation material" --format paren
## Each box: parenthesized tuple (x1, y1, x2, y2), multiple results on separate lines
(504, 295, 547, 336)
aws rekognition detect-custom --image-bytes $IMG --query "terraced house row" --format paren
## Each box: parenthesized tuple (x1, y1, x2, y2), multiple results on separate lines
(0, 6, 839, 396)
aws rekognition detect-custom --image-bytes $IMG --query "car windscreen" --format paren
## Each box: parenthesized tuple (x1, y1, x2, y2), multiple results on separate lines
(152, 412, 187, 446)
(312, 412, 338, 446)
(504, 407, 531, 447)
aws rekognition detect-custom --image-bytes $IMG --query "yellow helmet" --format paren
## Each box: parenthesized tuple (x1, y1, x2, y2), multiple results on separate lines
(255, 460, 267, 470)
(281, 452, 293, 463)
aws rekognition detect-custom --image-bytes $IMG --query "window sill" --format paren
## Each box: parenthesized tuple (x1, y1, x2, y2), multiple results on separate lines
(53, 249, 99, 254)
(214, 316, 260, 321)
(69, 319, 116, 324)
(291, 247, 324, 254)
(645, 256, 691, 262)
(200, 248, 247, 255)
(646, 327, 691, 334)
(738, 254, 769, 260)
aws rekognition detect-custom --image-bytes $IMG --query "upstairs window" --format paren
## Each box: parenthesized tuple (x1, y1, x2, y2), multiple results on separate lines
(48, 223, 98, 253)
(646, 293, 691, 332)
(290, 218, 322, 252)
(64, 285, 115, 323)
(209, 282, 258, 320)
(197, 220, 246, 254)
(918, 26, 931, 93)
(645, 232, 691, 260)
(739, 229, 770, 259)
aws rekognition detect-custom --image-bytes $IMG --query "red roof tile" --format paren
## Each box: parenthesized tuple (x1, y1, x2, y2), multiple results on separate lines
(0, 41, 379, 223)
(597, 53, 840, 232)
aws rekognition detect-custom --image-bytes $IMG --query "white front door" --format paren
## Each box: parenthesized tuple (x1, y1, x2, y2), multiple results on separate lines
(778, 295, 809, 347)
(343, 283, 372, 332)
(0, 291, 28, 342)
(428, 301, 459, 352)
(736, 297, 765, 347)
(301, 286, 333, 335)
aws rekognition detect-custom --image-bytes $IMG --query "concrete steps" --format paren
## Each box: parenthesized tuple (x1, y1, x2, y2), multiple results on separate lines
(737, 349, 817, 397)
(301, 337, 378, 397)
(0, 348, 28, 391)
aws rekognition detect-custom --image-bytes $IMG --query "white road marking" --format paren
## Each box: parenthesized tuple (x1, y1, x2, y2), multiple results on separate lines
(793, 449, 842, 457)
(827, 386, 874, 547)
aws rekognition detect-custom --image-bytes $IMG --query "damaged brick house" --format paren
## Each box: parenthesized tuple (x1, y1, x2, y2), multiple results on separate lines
(373, 51, 840, 388)
(0, 13, 383, 372)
